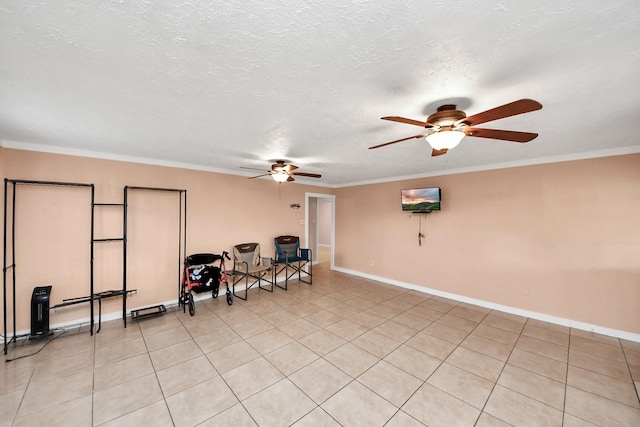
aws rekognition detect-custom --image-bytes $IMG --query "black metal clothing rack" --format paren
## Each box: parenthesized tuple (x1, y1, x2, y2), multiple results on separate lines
(92, 195, 126, 330)
(123, 186, 187, 319)
(3, 179, 93, 354)
(3, 181, 188, 355)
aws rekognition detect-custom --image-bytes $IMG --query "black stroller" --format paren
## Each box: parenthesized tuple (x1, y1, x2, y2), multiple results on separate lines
(180, 252, 233, 315)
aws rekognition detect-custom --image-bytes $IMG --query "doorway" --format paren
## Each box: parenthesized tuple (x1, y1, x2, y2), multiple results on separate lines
(305, 193, 335, 269)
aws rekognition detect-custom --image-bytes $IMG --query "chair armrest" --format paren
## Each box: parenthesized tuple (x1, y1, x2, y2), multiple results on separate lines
(234, 260, 249, 273)
(260, 257, 273, 268)
(299, 248, 311, 261)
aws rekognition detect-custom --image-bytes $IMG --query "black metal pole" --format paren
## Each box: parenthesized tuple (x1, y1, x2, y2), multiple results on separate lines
(90, 184, 95, 335)
(11, 182, 16, 347)
(184, 191, 188, 298)
(182, 190, 188, 300)
(178, 191, 183, 301)
(123, 186, 128, 327)
(3, 179, 8, 354)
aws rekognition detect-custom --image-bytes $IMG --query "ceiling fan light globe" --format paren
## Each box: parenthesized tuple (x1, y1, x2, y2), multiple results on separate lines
(425, 130, 465, 150)
(272, 172, 289, 183)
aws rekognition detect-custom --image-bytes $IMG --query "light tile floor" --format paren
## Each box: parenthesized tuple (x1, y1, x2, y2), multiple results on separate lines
(2, 265, 640, 426)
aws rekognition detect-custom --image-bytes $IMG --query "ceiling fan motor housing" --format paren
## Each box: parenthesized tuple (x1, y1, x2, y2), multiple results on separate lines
(427, 105, 467, 128)
(272, 161, 287, 171)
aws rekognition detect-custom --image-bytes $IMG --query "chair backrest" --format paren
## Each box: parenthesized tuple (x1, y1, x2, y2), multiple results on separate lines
(274, 235, 299, 262)
(234, 243, 261, 267)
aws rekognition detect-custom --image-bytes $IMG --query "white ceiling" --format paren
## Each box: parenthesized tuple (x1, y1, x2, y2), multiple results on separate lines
(1, 1, 639, 187)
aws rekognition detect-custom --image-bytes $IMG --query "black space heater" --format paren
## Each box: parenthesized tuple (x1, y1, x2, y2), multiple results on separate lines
(30, 285, 53, 340)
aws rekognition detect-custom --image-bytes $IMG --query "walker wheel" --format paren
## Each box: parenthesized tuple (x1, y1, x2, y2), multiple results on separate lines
(212, 286, 219, 299)
(226, 292, 233, 305)
(188, 293, 195, 316)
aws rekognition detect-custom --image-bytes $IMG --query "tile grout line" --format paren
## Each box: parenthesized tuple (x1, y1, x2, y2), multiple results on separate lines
(429, 304, 495, 426)
(562, 327, 572, 427)
(567, 331, 640, 411)
(231, 291, 336, 425)
(311, 283, 428, 425)
(235, 280, 426, 424)
(472, 313, 526, 426)
(174, 298, 260, 426)
(619, 338, 640, 405)
(116, 310, 179, 427)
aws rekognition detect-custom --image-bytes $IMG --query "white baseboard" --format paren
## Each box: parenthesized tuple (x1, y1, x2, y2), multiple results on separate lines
(332, 266, 640, 343)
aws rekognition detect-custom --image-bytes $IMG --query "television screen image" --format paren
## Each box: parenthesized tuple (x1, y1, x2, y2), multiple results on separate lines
(401, 187, 441, 212)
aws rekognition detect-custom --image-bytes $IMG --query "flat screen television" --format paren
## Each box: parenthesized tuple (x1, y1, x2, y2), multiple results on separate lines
(401, 187, 441, 212)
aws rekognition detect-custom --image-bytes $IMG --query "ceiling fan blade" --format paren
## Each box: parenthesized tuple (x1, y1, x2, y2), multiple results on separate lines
(368, 134, 427, 150)
(466, 128, 538, 142)
(459, 99, 542, 127)
(292, 172, 322, 178)
(241, 166, 270, 173)
(248, 173, 272, 179)
(381, 116, 433, 128)
(431, 148, 448, 157)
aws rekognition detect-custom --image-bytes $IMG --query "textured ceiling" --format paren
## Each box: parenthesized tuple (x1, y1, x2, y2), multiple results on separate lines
(1, 1, 639, 186)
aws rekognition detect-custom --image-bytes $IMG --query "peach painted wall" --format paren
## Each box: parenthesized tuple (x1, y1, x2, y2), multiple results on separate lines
(1, 148, 330, 332)
(2, 148, 639, 336)
(335, 154, 640, 334)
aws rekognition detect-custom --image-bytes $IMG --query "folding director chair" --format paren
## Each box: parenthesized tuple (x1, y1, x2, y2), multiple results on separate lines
(232, 242, 274, 301)
(273, 235, 312, 290)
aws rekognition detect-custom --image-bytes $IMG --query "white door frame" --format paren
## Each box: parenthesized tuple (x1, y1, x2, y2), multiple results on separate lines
(305, 192, 336, 269)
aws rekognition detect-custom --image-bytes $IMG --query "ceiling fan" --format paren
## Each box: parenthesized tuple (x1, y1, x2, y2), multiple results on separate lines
(370, 98, 543, 156)
(241, 160, 322, 183)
